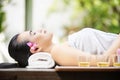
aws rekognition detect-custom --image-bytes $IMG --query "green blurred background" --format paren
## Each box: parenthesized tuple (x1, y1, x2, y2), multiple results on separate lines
(48, 0, 120, 37)
(0, 0, 120, 39)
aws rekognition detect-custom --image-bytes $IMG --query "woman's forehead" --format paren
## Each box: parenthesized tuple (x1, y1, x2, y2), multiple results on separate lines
(17, 31, 30, 42)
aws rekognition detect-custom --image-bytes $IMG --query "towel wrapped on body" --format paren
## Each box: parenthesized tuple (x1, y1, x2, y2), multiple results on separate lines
(26, 52, 55, 68)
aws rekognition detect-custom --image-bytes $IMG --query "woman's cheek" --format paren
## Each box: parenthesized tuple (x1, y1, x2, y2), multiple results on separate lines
(31, 36, 39, 42)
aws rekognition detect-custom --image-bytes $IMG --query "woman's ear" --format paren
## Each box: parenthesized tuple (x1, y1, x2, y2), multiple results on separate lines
(30, 47, 37, 53)
(27, 42, 41, 53)
(30, 47, 42, 54)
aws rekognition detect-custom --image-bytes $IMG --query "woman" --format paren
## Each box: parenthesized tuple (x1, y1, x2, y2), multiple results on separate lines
(8, 28, 120, 67)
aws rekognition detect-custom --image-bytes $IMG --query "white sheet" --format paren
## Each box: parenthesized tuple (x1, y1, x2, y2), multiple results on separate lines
(68, 28, 118, 55)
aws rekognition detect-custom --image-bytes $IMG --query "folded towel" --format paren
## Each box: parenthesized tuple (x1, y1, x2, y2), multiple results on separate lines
(26, 52, 55, 68)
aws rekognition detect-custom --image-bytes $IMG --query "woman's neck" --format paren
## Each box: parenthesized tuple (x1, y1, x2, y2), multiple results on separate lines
(44, 43, 56, 53)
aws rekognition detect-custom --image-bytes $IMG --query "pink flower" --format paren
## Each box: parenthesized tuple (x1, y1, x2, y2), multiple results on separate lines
(27, 42, 37, 50)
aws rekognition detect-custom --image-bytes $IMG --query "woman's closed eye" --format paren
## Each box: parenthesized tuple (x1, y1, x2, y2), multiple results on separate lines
(30, 30, 35, 36)
(30, 31, 36, 35)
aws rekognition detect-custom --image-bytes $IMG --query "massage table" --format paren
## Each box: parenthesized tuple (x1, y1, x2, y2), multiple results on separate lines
(0, 63, 120, 80)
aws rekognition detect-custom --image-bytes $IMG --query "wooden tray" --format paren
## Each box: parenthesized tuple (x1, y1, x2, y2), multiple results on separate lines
(55, 66, 120, 72)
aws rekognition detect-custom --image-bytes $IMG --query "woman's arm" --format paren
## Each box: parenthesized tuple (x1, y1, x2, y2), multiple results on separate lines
(105, 33, 120, 56)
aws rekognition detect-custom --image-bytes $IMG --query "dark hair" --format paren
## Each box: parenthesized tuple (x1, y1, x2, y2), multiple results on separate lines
(8, 34, 32, 67)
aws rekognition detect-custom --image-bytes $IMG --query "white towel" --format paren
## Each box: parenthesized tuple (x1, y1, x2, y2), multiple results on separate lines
(26, 52, 55, 68)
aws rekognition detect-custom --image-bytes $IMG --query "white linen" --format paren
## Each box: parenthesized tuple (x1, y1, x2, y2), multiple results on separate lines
(68, 28, 118, 55)
(26, 52, 55, 68)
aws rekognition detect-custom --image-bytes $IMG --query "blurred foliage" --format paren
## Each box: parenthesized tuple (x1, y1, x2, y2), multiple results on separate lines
(0, 0, 10, 33)
(48, 0, 120, 36)
(0, 0, 6, 32)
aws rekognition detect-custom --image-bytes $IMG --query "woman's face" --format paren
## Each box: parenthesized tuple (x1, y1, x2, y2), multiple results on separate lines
(17, 29, 53, 51)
